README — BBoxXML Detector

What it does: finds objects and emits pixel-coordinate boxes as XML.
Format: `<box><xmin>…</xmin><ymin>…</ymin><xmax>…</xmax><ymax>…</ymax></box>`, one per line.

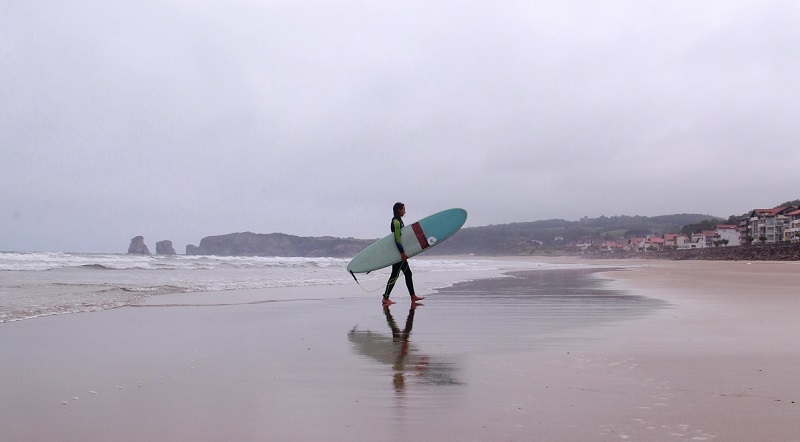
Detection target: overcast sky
<box><xmin>2</xmin><ymin>1</ymin><xmax>799</xmax><ymax>253</ymax></box>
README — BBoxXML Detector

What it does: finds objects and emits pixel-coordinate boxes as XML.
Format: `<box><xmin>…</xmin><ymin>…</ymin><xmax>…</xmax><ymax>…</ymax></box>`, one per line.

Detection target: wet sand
<box><xmin>2</xmin><ymin>259</ymin><xmax>799</xmax><ymax>441</ymax></box>
<box><xmin>581</xmin><ymin>259</ymin><xmax>800</xmax><ymax>441</ymax></box>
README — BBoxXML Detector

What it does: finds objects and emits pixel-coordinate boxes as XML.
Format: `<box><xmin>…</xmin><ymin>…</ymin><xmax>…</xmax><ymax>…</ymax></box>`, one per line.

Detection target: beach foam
<box><xmin>0</xmin><ymin>252</ymin><xmax>577</xmax><ymax>322</ymax></box>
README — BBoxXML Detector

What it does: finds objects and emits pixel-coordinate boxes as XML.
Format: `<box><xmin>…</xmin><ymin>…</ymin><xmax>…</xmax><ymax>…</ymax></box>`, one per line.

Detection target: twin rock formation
<box><xmin>127</xmin><ymin>236</ymin><xmax>176</xmax><ymax>255</ymax></box>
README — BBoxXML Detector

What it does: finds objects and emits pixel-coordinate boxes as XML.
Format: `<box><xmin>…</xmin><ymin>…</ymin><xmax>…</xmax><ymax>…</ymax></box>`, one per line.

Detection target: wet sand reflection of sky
<box><xmin>346</xmin><ymin>268</ymin><xmax>668</xmax><ymax>417</ymax></box>
<box><xmin>423</xmin><ymin>268</ymin><xmax>670</xmax><ymax>354</ymax></box>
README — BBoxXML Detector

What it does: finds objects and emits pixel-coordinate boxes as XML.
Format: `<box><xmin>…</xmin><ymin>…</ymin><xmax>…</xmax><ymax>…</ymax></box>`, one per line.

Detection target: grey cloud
<box><xmin>2</xmin><ymin>1</ymin><xmax>798</xmax><ymax>252</ymax></box>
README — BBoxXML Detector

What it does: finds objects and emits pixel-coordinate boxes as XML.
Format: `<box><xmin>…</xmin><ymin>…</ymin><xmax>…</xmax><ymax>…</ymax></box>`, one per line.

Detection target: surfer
<box><xmin>382</xmin><ymin>202</ymin><xmax>426</xmax><ymax>306</ymax></box>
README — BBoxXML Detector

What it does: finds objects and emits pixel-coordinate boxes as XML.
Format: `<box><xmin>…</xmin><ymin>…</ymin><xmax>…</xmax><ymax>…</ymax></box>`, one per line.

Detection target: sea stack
<box><xmin>156</xmin><ymin>240</ymin><xmax>176</xmax><ymax>255</ymax></box>
<box><xmin>127</xmin><ymin>236</ymin><xmax>151</xmax><ymax>254</ymax></box>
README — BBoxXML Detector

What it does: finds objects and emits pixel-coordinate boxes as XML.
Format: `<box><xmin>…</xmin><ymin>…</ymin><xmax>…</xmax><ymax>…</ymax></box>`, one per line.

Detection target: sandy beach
<box><xmin>3</xmin><ymin>258</ymin><xmax>799</xmax><ymax>441</ymax></box>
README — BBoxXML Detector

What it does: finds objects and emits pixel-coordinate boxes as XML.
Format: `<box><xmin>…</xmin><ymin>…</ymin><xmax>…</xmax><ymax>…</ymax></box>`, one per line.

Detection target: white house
<box><xmin>715</xmin><ymin>225</ymin><xmax>740</xmax><ymax>246</ymax></box>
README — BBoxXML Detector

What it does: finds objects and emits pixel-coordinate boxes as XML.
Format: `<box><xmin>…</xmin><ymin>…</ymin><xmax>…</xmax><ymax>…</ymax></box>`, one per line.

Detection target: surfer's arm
<box><xmin>392</xmin><ymin>219</ymin><xmax>405</xmax><ymax>255</ymax></box>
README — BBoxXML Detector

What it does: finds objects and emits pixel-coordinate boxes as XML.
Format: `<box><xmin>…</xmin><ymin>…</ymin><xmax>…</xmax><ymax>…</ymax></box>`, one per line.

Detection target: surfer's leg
<box><xmin>401</xmin><ymin>263</ymin><xmax>414</xmax><ymax>294</ymax></box>
<box><xmin>383</xmin><ymin>263</ymin><xmax>401</xmax><ymax>303</ymax></box>
<box><xmin>402</xmin><ymin>263</ymin><xmax>425</xmax><ymax>302</ymax></box>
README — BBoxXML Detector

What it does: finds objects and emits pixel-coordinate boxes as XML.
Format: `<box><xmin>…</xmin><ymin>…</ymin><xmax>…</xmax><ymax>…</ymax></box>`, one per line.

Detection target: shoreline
<box><xmin>3</xmin><ymin>258</ymin><xmax>799</xmax><ymax>441</ymax></box>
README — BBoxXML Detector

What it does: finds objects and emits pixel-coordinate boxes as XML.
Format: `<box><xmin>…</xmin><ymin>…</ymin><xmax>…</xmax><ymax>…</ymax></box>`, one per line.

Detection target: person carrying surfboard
<box><xmin>383</xmin><ymin>203</ymin><xmax>426</xmax><ymax>306</ymax></box>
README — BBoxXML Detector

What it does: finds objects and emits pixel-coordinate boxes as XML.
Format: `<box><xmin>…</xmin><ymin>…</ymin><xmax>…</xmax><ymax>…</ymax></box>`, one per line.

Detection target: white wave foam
<box><xmin>0</xmin><ymin>252</ymin><xmax>350</xmax><ymax>272</ymax></box>
<box><xmin>0</xmin><ymin>253</ymin><xmax>594</xmax><ymax>323</ymax></box>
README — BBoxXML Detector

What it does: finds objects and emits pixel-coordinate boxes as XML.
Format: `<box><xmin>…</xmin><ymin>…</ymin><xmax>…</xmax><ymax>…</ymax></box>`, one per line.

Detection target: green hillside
<box><xmin>429</xmin><ymin>213</ymin><xmax>719</xmax><ymax>255</ymax></box>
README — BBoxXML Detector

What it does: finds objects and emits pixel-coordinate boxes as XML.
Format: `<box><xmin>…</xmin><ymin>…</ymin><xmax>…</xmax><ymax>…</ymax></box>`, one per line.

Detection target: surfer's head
<box><xmin>393</xmin><ymin>202</ymin><xmax>405</xmax><ymax>217</ymax></box>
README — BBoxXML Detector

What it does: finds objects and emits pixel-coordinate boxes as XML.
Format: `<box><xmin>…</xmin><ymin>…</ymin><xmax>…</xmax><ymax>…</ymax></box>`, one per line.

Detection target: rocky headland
<box><xmin>185</xmin><ymin>232</ymin><xmax>373</xmax><ymax>258</ymax></box>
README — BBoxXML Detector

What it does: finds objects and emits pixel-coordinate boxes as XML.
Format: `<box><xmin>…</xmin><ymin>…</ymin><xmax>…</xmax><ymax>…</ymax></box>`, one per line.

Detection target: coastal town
<box><xmin>595</xmin><ymin>205</ymin><xmax>800</xmax><ymax>253</ymax></box>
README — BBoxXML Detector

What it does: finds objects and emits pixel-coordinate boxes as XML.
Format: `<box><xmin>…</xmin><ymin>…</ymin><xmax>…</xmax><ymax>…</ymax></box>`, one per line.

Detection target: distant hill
<box><xmin>186</xmin><ymin>213</ymin><xmax>719</xmax><ymax>257</ymax></box>
<box><xmin>427</xmin><ymin>213</ymin><xmax>718</xmax><ymax>255</ymax></box>
<box><xmin>185</xmin><ymin>232</ymin><xmax>373</xmax><ymax>257</ymax></box>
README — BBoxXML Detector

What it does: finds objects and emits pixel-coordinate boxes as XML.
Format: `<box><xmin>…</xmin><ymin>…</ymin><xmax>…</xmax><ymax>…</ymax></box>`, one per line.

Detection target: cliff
<box><xmin>185</xmin><ymin>232</ymin><xmax>374</xmax><ymax>258</ymax></box>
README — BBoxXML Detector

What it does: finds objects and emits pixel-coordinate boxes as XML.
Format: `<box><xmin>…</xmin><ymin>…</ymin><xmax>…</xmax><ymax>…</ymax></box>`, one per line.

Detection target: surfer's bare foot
<box><xmin>382</xmin><ymin>298</ymin><xmax>396</xmax><ymax>306</ymax></box>
<box><xmin>410</xmin><ymin>295</ymin><xmax>425</xmax><ymax>302</ymax></box>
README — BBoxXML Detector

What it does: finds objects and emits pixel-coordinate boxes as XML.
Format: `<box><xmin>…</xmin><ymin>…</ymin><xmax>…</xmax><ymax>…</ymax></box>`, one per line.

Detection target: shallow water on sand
<box><xmin>343</xmin><ymin>268</ymin><xmax>668</xmax><ymax>438</ymax></box>
<box><xmin>3</xmin><ymin>267</ymin><xmax>668</xmax><ymax>442</ymax></box>
<box><xmin>361</xmin><ymin>268</ymin><xmax>668</xmax><ymax>355</ymax></box>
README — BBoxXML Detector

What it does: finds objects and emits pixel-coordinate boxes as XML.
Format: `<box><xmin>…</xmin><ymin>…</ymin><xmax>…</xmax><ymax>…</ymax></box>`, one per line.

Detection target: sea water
<box><xmin>0</xmin><ymin>252</ymin><xmax>580</xmax><ymax>323</ymax></box>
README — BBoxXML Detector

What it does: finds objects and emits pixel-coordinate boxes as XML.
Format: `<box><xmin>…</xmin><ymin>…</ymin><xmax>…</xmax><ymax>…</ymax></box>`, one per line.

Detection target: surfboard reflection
<box><xmin>348</xmin><ymin>305</ymin><xmax>463</xmax><ymax>396</ymax></box>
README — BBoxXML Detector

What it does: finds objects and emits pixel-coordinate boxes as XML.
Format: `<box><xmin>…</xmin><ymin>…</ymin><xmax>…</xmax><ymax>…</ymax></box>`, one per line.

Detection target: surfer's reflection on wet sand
<box><xmin>384</xmin><ymin>304</ymin><xmax>421</xmax><ymax>392</ymax></box>
<box><xmin>348</xmin><ymin>305</ymin><xmax>462</xmax><ymax>397</ymax></box>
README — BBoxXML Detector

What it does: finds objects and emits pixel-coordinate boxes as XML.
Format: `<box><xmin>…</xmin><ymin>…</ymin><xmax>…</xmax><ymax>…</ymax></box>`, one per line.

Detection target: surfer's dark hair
<box><xmin>393</xmin><ymin>202</ymin><xmax>405</xmax><ymax>217</ymax></box>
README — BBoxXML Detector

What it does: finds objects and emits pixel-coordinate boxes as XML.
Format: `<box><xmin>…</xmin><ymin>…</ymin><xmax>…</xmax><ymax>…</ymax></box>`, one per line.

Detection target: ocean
<box><xmin>0</xmin><ymin>252</ymin><xmax>581</xmax><ymax>323</ymax></box>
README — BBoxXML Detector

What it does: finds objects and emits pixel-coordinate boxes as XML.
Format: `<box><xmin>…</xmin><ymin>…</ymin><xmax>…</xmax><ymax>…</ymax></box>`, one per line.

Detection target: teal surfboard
<box><xmin>347</xmin><ymin>208</ymin><xmax>468</xmax><ymax>274</ymax></box>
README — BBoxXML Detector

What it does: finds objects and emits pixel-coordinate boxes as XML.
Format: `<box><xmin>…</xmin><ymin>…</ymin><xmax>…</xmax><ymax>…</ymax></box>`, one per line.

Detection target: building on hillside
<box><xmin>601</xmin><ymin>241</ymin><xmax>625</xmax><ymax>252</ymax></box>
<box><xmin>742</xmin><ymin>206</ymin><xmax>798</xmax><ymax>244</ymax></box>
<box><xmin>702</xmin><ymin>230</ymin><xmax>719</xmax><ymax>248</ymax></box>
<box><xmin>738</xmin><ymin>215</ymin><xmax>750</xmax><ymax>244</ymax></box>
<box><xmin>714</xmin><ymin>225</ymin><xmax>740</xmax><ymax>246</ymax></box>
<box><xmin>575</xmin><ymin>239</ymin><xmax>592</xmax><ymax>251</ymax></box>
<box><xmin>664</xmin><ymin>233</ymin><xmax>689</xmax><ymax>249</ymax></box>
<box><xmin>679</xmin><ymin>236</ymin><xmax>702</xmax><ymax>249</ymax></box>
<box><xmin>627</xmin><ymin>237</ymin><xmax>646</xmax><ymax>251</ymax></box>
<box><xmin>690</xmin><ymin>232</ymin><xmax>701</xmax><ymax>247</ymax></box>
<box><xmin>645</xmin><ymin>236</ymin><xmax>664</xmax><ymax>251</ymax></box>
<box><xmin>784</xmin><ymin>208</ymin><xmax>800</xmax><ymax>243</ymax></box>
<box><xmin>689</xmin><ymin>230</ymin><xmax>718</xmax><ymax>248</ymax></box>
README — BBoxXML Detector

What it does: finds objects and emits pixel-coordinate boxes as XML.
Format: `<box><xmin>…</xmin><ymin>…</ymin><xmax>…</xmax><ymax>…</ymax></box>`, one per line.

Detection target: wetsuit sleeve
<box><xmin>392</xmin><ymin>218</ymin><xmax>404</xmax><ymax>253</ymax></box>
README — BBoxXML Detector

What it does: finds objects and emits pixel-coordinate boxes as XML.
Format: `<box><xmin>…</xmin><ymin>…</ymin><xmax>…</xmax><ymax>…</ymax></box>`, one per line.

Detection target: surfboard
<box><xmin>347</xmin><ymin>208</ymin><xmax>468</xmax><ymax>275</ymax></box>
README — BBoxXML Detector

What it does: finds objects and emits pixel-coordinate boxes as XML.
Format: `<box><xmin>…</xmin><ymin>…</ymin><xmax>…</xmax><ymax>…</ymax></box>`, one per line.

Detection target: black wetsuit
<box><xmin>383</xmin><ymin>216</ymin><xmax>414</xmax><ymax>299</ymax></box>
